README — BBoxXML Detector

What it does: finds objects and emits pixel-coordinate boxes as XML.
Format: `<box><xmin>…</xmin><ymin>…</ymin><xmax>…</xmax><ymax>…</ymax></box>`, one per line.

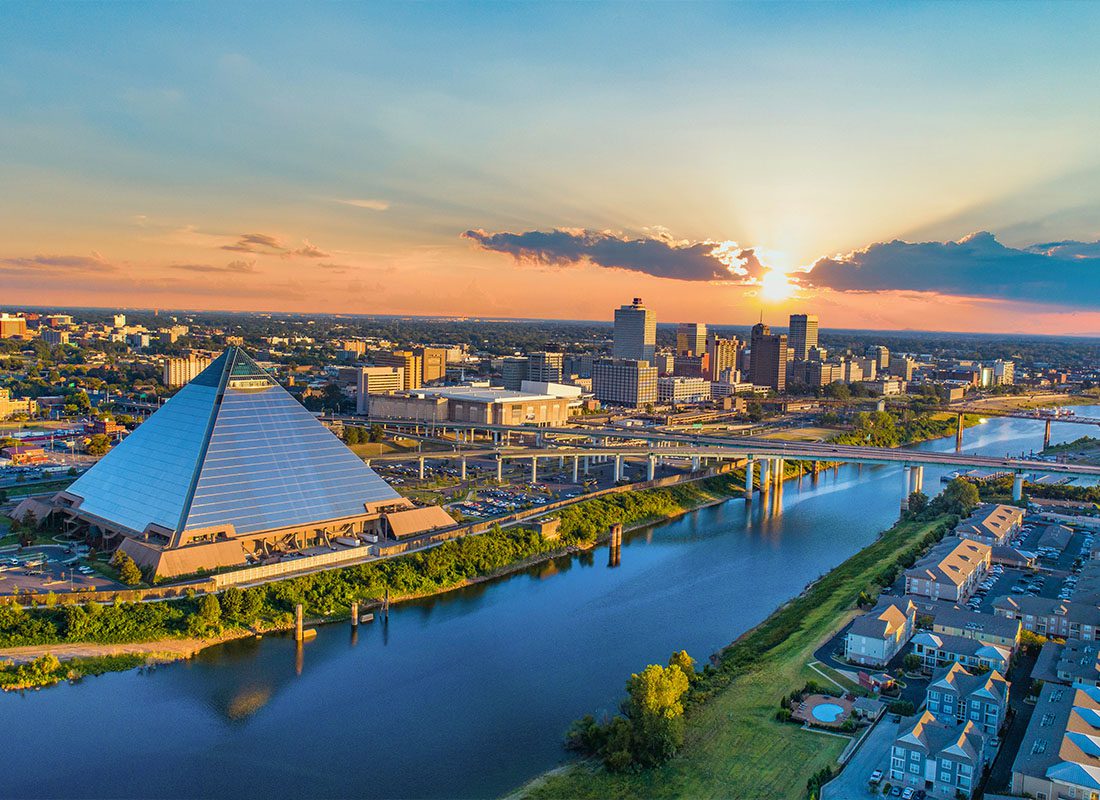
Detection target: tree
<box><xmin>903</xmin><ymin>653</ymin><xmax>922</xmax><ymax>673</ymax></box>
<box><xmin>940</xmin><ymin>478</ymin><xmax>980</xmax><ymax>516</ymax></box>
<box><xmin>238</xmin><ymin>588</ymin><xmax>264</xmax><ymax>623</ymax></box>
<box><xmin>197</xmin><ymin>593</ymin><xmax>222</xmax><ymax>629</ymax></box>
<box><xmin>85</xmin><ymin>434</ymin><xmax>112</xmax><ymax>457</ymax></box>
<box><xmin>368</xmin><ymin>424</ymin><xmax>384</xmax><ymax>443</ymax></box>
<box><xmin>668</xmin><ymin>650</ymin><xmax>696</xmax><ymax>683</ymax></box>
<box><xmin>907</xmin><ymin>491</ymin><xmax>928</xmax><ymax>514</ymax></box>
<box><xmin>111</xmin><ymin>551</ymin><xmax>143</xmax><ymax>586</ymax></box>
<box><xmin>220</xmin><ymin>586</ymin><xmax>244</xmax><ymax>619</ymax></box>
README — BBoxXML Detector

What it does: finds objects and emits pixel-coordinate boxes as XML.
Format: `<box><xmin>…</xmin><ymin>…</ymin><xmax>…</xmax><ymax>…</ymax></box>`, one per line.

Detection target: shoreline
<box><xmin>0</xmin><ymin>412</ymin><xmax>1011</xmax><ymax>684</ymax></box>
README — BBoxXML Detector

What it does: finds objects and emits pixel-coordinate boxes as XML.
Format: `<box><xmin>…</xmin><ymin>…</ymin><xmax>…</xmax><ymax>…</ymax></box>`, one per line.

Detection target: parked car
<box><xmin>869</xmin><ymin>770</ymin><xmax>883</xmax><ymax>785</ymax></box>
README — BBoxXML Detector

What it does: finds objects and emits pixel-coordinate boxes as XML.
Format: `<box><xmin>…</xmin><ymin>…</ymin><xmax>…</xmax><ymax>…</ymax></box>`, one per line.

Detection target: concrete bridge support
<box><xmin>761</xmin><ymin>458</ymin><xmax>771</xmax><ymax>493</ymax></box>
<box><xmin>774</xmin><ymin>458</ymin><xmax>785</xmax><ymax>491</ymax></box>
<box><xmin>573</xmin><ymin>455</ymin><xmax>580</xmax><ymax>483</ymax></box>
<box><xmin>530</xmin><ymin>457</ymin><xmax>538</xmax><ymax>483</ymax></box>
<box><xmin>583</xmin><ymin>456</ymin><xmax>590</xmax><ymax>475</ymax></box>
<box><xmin>744</xmin><ymin>458</ymin><xmax>754</xmax><ymax>501</ymax></box>
<box><xmin>1013</xmin><ymin>472</ymin><xmax>1025</xmax><ymax>502</ymax></box>
<box><xmin>614</xmin><ymin>454</ymin><xmax>623</xmax><ymax>482</ymax></box>
<box><xmin>691</xmin><ymin>456</ymin><xmax>701</xmax><ymax>472</ymax></box>
<box><xmin>418</xmin><ymin>457</ymin><xmax>425</xmax><ymax>480</ymax></box>
<box><xmin>901</xmin><ymin>466</ymin><xmax>912</xmax><ymax>511</ymax></box>
<box><xmin>911</xmin><ymin>465</ymin><xmax>924</xmax><ymax>494</ymax></box>
<box><xmin>647</xmin><ymin>454</ymin><xmax>657</xmax><ymax>481</ymax></box>
<box><xmin>496</xmin><ymin>456</ymin><xmax>503</xmax><ymax>483</ymax></box>
<box><xmin>460</xmin><ymin>456</ymin><xmax>467</xmax><ymax>481</ymax></box>
<box><xmin>1045</xmin><ymin>419</ymin><xmax>1052</xmax><ymax>449</ymax></box>
<box><xmin>956</xmin><ymin>413</ymin><xmax>964</xmax><ymax>452</ymax></box>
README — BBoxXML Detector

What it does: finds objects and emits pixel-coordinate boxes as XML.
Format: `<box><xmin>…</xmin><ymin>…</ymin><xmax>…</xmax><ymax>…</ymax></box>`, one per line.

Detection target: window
<box><xmin>910</xmin><ymin>751</ymin><xmax>920</xmax><ymax>761</ymax></box>
<box><xmin>910</xmin><ymin>763</ymin><xmax>920</xmax><ymax>774</ymax></box>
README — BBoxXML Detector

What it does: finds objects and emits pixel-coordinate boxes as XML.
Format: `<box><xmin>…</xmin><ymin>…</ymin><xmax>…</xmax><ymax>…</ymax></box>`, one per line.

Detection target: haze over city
<box><xmin>3</xmin><ymin>3</ymin><xmax>1100</xmax><ymax>333</ymax></box>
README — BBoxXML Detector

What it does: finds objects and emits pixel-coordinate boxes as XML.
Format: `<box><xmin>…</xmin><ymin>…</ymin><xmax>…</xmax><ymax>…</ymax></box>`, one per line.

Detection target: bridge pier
<box><xmin>583</xmin><ymin>456</ymin><xmax>590</xmax><ymax>475</ymax></box>
<box><xmin>901</xmin><ymin>466</ymin><xmax>912</xmax><ymax>511</ymax></box>
<box><xmin>530</xmin><ymin>457</ymin><xmax>538</xmax><ymax>483</ymax></box>
<box><xmin>614</xmin><ymin>454</ymin><xmax>623</xmax><ymax>482</ymax></box>
<box><xmin>956</xmin><ymin>413</ymin><xmax>964</xmax><ymax>452</ymax></box>
<box><xmin>418</xmin><ymin>456</ymin><xmax>425</xmax><ymax>480</ymax></box>
<box><xmin>774</xmin><ymin>458</ymin><xmax>785</xmax><ymax>491</ymax></box>
<box><xmin>691</xmin><ymin>456</ymin><xmax>701</xmax><ymax>472</ymax></box>
<box><xmin>911</xmin><ymin>465</ymin><xmax>924</xmax><ymax>494</ymax></box>
<box><xmin>744</xmin><ymin>458</ymin><xmax>754</xmax><ymax>501</ymax></box>
<box><xmin>460</xmin><ymin>456</ymin><xmax>467</xmax><ymax>481</ymax></box>
<box><xmin>496</xmin><ymin>455</ymin><xmax>503</xmax><ymax>483</ymax></box>
<box><xmin>573</xmin><ymin>455</ymin><xmax>580</xmax><ymax>483</ymax></box>
<box><xmin>761</xmin><ymin>458</ymin><xmax>771</xmax><ymax>493</ymax></box>
<box><xmin>1044</xmin><ymin>418</ymin><xmax>1052</xmax><ymax>449</ymax></box>
<box><xmin>1013</xmin><ymin>472</ymin><xmax>1025</xmax><ymax>502</ymax></box>
<box><xmin>647</xmin><ymin>454</ymin><xmax>657</xmax><ymax>481</ymax></box>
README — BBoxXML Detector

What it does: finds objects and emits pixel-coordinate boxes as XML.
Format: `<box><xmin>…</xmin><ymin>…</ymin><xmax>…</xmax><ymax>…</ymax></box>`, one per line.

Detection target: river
<box><xmin>1</xmin><ymin>408</ymin><xmax>1095</xmax><ymax>799</ymax></box>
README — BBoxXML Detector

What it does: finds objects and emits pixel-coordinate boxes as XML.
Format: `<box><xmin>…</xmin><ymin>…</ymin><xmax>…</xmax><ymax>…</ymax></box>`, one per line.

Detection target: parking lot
<box><xmin>0</xmin><ymin>545</ymin><xmax>123</xmax><ymax>595</ymax></box>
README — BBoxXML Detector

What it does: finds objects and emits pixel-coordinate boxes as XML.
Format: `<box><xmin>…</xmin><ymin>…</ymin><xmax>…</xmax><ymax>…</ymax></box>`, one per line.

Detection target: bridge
<box><xmin>358</xmin><ymin>430</ymin><xmax>1100</xmax><ymax>508</ymax></box>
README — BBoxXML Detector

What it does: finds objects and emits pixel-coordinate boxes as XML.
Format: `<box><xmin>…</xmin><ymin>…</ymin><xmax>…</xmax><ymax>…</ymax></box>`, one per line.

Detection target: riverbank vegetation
<box><xmin>521</xmin><ymin>507</ymin><xmax>958</xmax><ymax>800</ymax></box>
<box><xmin>829</xmin><ymin>409</ymin><xmax>979</xmax><ymax>448</ymax></box>
<box><xmin>0</xmin><ymin>470</ymin><xmax>756</xmax><ymax>651</ymax></box>
<box><xmin>0</xmin><ymin>652</ymin><xmax>146</xmax><ymax>691</ymax></box>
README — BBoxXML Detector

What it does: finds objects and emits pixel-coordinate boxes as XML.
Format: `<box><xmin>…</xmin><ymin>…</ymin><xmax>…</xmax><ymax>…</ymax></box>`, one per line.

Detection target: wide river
<box><xmin>2</xmin><ymin>409</ymin><xmax>1095</xmax><ymax>799</ymax></box>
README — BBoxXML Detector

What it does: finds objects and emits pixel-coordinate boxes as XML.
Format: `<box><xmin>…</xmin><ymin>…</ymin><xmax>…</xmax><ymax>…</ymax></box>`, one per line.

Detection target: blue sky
<box><xmin>1</xmin><ymin>2</ymin><xmax>1099</xmax><ymax>331</ymax></box>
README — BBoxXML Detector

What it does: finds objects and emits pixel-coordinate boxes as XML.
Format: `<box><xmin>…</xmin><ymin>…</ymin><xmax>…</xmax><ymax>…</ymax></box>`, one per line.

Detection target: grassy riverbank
<box><xmin>0</xmin><ymin>470</ymin><xmax>757</xmax><ymax>657</ymax></box>
<box><xmin>0</xmin><ymin>652</ymin><xmax>149</xmax><ymax>691</ymax></box>
<box><xmin>519</xmin><ymin>512</ymin><xmax>955</xmax><ymax>800</ymax></box>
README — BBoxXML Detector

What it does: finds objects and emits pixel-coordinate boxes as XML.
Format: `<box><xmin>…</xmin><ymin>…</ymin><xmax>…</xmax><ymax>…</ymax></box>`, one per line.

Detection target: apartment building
<box><xmin>926</xmin><ymin>662</ymin><xmax>1009</xmax><ymax>736</ymax></box>
<box><xmin>844</xmin><ymin>597</ymin><xmax>917</xmax><ymax>667</ymax></box>
<box><xmin>355</xmin><ymin>367</ymin><xmax>405</xmax><ymax>414</ymax></box>
<box><xmin>910</xmin><ymin>632</ymin><xmax>1011</xmax><ymax>674</ymax></box>
<box><xmin>994</xmin><ymin>596</ymin><xmax>1100</xmax><ymax>642</ymax></box>
<box><xmin>657</xmin><ymin>377</ymin><xmax>710</xmax><ymax>404</ymax></box>
<box><xmin>955</xmin><ymin>503</ymin><xmax>1025</xmax><ymax>547</ymax></box>
<box><xmin>904</xmin><ymin>536</ymin><xmax>991</xmax><ymax>602</ymax></box>
<box><xmin>930</xmin><ymin>607</ymin><xmax>1021</xmax><ymax>650</ymax></box>
<box><xmin>163</xmin><ymin>353</ymin><xmax>213</xmax><ymax>387</ymax></box>
<box><xmin>1012</xmin><ymin>683</ymin><xmax>1100</xmax><ymax>800</ymax></box>
<box><xmin>890</xmin><ymin>711</ymin><xmax>985</xmax><ymax>799</ymax></box>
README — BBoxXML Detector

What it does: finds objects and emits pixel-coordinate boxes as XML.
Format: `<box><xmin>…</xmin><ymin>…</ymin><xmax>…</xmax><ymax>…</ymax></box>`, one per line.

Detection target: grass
<box><xmin>520</xmin><ymin>513</ymin><xmax>952</xmax><ymax>800</ymax></box>
<box><xmin>0</xmin><ymin>652</ymin><xmax>147</xmax><ymax>690</ymax></box>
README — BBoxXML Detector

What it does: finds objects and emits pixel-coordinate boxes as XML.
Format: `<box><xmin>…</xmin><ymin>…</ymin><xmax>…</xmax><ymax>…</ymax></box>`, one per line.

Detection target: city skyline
<box><xmin>3</xmin><ymin>3</ymin><xmax>1100</xmax><ymax>334</ymax></box>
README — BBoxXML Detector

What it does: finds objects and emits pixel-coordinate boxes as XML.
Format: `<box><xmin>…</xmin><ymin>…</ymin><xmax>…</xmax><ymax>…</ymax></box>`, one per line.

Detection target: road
<box><xmin>822</xmin><ymin>717</ymin><xmax>899</xmax><ymax>800</ymax></box>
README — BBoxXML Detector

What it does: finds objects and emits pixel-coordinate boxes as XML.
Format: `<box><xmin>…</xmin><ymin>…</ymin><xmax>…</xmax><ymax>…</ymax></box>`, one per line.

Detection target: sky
<box><xmin>2</xmin><ymin>2</ymin><xmax>1100</xmax><ymax>334</ymax></box>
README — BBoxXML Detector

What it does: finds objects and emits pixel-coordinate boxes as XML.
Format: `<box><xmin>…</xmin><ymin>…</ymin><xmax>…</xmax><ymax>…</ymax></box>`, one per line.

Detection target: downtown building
<box><xmin>53</xmin><ymin>348</ymin><xmax>452</xmax><ymax>579</ymax></box>
<box><xmin>162</xmin><ymin>353</ymin><xmax>214</xmax><ymax>387</ymax></box>
<box><xmin>613</xmin><ymin>298</ymin><xmax>656</xmax><ymax>364</ymax></box>
<box><xmin>592</xmin><ymin>358</ymin><xmax>658</xmax><ymax>408</ymax></box>
<box><xmin>748</xmin><ymin>322</ymin><xmax>787</xmax><ymax>391</ymax></box>
<box><xmin>787</xmin><ymin>313</ymin><xmax>818</xmax><ymax>361</ymax></box>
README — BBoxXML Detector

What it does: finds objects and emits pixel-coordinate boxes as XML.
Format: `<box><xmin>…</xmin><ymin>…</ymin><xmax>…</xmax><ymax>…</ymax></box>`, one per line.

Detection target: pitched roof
<box><xmin>66</xmin><ymin>347</ymin><xmax>402</xmax><ymax>540</ymax></box>
<box><xmin>896</xmin><ymin>710</ymin><xmax>984</xmax><ymax>762</ymax></box>
<box><xmin>905</xmin><ymin>536</ymin><xmax>991</xmax><ymax>586</ymax></box>
<box><xmin>931</xmin><ymin>606</ymin><xmax>1021</xmax><ymax>642</ymax></box>
<box><xmin>956</xmin><ymin>503</ymin><xmax>1023</xmax><ymax>542</ymax></box>
<box><xmin>849</xmin><ymin>597</ymin><xmax>915</xmax><ymax>639</ymax></box>
<box><xmin>929</xmin><ymin>662</ymin><xmax>1008</xmax><ymax>704</ymax></box>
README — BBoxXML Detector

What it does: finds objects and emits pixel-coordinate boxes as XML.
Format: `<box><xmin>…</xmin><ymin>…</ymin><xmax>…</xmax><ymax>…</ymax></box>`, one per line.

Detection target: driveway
<box><xmin>822</xmin><ymin>717</ymin><xmax>900</xmax><ymax>800</ymax></box>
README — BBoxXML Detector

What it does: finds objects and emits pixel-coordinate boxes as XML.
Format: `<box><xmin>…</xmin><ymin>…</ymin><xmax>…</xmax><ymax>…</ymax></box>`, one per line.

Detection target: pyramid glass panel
<box><xmin>66</xmin><ymin>348</ymin><xmax>400</xmax><ymax>538</ymax></box>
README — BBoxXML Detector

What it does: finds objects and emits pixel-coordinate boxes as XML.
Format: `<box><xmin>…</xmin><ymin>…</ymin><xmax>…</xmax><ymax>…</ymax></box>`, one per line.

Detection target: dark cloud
<box><xmin>462</xmin><ymin>228</ymin><xmax>765</xmax><ymax>282</ymax></box>
<box><xmin>0</xmin><ymin>253</ymin><xmax>116</xmax><ymax>274</ymax></box>
<box><xmin>169</xmin><ymin>259</ymin><xmax>256</xmax><ymax>274</ymax></box>
<box><xmin>221</xmin><ymin>232</ymin><xmax>284</xmax><ymax>253</ymax></box>
<box><xmin>805</xmin><ymin>231</ymin><xmax>1100</xmax><ymax>308</ymax></box>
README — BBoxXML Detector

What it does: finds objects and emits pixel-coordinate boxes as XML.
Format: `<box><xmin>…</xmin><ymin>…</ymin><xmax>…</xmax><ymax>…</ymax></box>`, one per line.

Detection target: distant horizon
<box><xmin>7</xmin><ymin>303</ymin><xmax>1100</xmax><ymax>343</ymax></box>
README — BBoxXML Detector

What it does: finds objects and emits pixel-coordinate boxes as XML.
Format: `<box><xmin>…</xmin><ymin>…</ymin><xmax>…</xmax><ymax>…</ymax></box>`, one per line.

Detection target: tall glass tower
<box><xmin>613</xmin><ymin>298</ymin><xmax>656</xmax><ymax>364</ymax></box>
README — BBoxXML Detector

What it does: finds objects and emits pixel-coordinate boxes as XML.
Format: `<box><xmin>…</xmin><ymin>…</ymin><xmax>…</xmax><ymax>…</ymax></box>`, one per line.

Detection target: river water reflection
<box><xmin>1</xmin><ymin>410</ymin><xmax>1094</xmax><ymax>799</ymax></box>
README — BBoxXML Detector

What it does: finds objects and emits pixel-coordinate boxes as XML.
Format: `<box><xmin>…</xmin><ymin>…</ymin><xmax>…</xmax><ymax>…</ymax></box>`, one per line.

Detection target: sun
<box><xmin>759</xmin><ymin>269</ymin><xmax>795</xmax><ymax>302</ymax></box>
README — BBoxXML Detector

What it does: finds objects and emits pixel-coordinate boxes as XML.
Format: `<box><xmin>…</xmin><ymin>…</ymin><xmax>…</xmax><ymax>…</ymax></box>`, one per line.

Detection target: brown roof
<box><xmin>385</xmin><ymin>505</ymin><xmax>457</xmax><ymax>538</ymax></box>
<box><xmin>905</xmin><ymin>536</ymin><xmax>991</xmax><ymax>586</ymax></box>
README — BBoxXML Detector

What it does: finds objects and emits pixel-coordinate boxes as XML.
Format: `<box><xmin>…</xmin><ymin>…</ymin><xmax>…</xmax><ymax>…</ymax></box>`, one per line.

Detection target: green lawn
<box><xmin>520</xmin><ymin>514</ymin><xmax>952</xmax><ymax>800</ymax></box>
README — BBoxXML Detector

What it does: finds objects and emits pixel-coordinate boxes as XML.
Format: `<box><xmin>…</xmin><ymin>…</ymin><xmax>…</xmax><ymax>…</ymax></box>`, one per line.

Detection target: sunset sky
<box><xmin>2</xmin><ymin>2</ymin><xmax>1100</xmax><ymax>333</ymax></box>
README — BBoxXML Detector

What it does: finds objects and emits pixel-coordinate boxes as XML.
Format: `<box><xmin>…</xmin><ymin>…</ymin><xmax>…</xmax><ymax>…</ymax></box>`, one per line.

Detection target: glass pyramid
<box><xmin>67</xmin><ymin>348</ymin><xmax>401</xmax><ymax>540</ymax></box>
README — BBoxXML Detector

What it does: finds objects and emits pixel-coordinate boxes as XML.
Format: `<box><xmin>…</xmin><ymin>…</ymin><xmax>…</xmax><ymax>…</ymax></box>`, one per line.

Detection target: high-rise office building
<box><xmin>527</xmin><ymin>352</ymin><xmax>564</xmax><ymax>384</ymax></box>
<box><xmin>500</xmin><ymin>357</ymin><xmax>529</xmax><ymax>391</ymax></box>
<box><xmin>749</xmin><ymin>322</ymin><xmax>787</xmax><ymax>391</ymax></box>
<box><xmin>873</xmin><ymin>345</ymin><xmax>890</xmax><ymax>370</ymax></box>
<box><xmin>592</xmin><ymin>359</ymin><xmax>658</xmax><ymax>408</ymax></box>
<box><xmin>414</xmin><ymin>347</ymin><xmax>448</xmax><ymax>384</ymax></box>
<box><xmin>373</xmin><ymin>350</ymin><xmax>422</xmax><ymax>390</ymax></box>
<box><xmin>355</xmin><ymin>367</ymin><xmax>405</xmax><ymax>413</ymax></box>
<box><xmin>993</xmin><ymin>360</ymin><xmax>1015</xmax><ymax>386</ymax></box>
<box><xmin>112</xmin><ymin>314</ymin><xmax>126</xmax><ymax>328</ymax></box>
<box><xmin>788</xmin><ymin>314</ymin><xmax>818</xmax><ymax>361</ymax></box>
<box><xmin>706</xmin><ymin>334</ymin><xmax>741</xmax><ymax>380</ymax></box>
<box><xmin>889</xmin><ymin>355</ymin><xmax>916</xmax><ymax>381</ymax></box>
<box><xmin>676</xmin><ymin>322</ymin><xmax>706</xmax><ymax>356</ymax></box>
<box><xmin>163</xmin><ymin>353</ymin><xmax>214</xmax><ymax>387</ymax></box>
<box><xmin>613</xmin><ymin>298</ymin><xmax>656</xmax><ymax>364</ymax></box>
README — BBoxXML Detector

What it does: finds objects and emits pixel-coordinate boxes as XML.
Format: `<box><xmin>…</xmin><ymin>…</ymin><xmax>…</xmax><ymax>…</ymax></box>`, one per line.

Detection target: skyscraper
<box><xmin>527</xmin><ymin>352</ymin><xmax>564</xmax><ymax>383</ymax></box>
<box><xmin>676</xmin><ymin>322</ymin><xmax>706</xmax><ymax>356</ymax></box>
<box><xmin>788</xmin><ymin>314</ymin><xmax>818</xmax><ymax>361</ymax></box>
<box><xmin>706</xmin><ymin>333</ymin><xmax>741</xmax><ymax>381</ymax></box>
<box><xmin>749</xmin><ymin>322</ymin><xmax>788</xmax><ymax>391</ymax></box>
<box><xmin>613</xmin><ymin>298</ymin><xmax>656</xmax><ymax>364</ymax></box>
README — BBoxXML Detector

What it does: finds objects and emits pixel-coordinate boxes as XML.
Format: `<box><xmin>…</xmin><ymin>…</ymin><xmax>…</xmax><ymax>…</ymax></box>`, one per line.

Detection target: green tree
<box><xmin>940</xmin><ymin>478</ymin><xmax>980</xmax><ymax>516</ymax></box>
<box><xmin>111</xmin><ymin>551</ymin><xmax>143</xmax><ymax>586</ymax></box>
<box><xmin>368</xmin><ymin>424</ymin><xmax>384</xmax><ymax>443</ymax></box>
<box><xmin>668</xmin><ymin>650</ymin><xmax>696</xmax><ymax>683</ymax></box>
<box><xmin>220</xmin><ymin>587</ymin><xmax>244</xmax><ymax>619</ymax></box>
<box><xmin>85</xmin><ymin>434</ymin><xmax>112</xmax><ymax>457</ymax></box>
<box><xmin>197</xmin><ymin>593</ymin><xmax>222</xmax><ymax>629</ymax></box>
<box><xmin>907</xmin><ymin>491</ymin><xmax>928</xmax><ymax>514</ymax></box>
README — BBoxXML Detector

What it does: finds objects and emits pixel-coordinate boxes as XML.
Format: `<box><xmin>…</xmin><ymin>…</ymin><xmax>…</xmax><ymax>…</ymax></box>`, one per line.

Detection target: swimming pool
<box><xmin>810</xmin><ymin>702</ymin><xmax>846</xmax><ymax>723</ymax></box>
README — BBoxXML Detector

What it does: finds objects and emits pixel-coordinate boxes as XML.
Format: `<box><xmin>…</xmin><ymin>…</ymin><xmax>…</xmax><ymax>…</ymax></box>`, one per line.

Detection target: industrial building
<box><xmin>52</xmin><ymin>348</ymin><xmax>453</xmax><ymax>579</ymax></box>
